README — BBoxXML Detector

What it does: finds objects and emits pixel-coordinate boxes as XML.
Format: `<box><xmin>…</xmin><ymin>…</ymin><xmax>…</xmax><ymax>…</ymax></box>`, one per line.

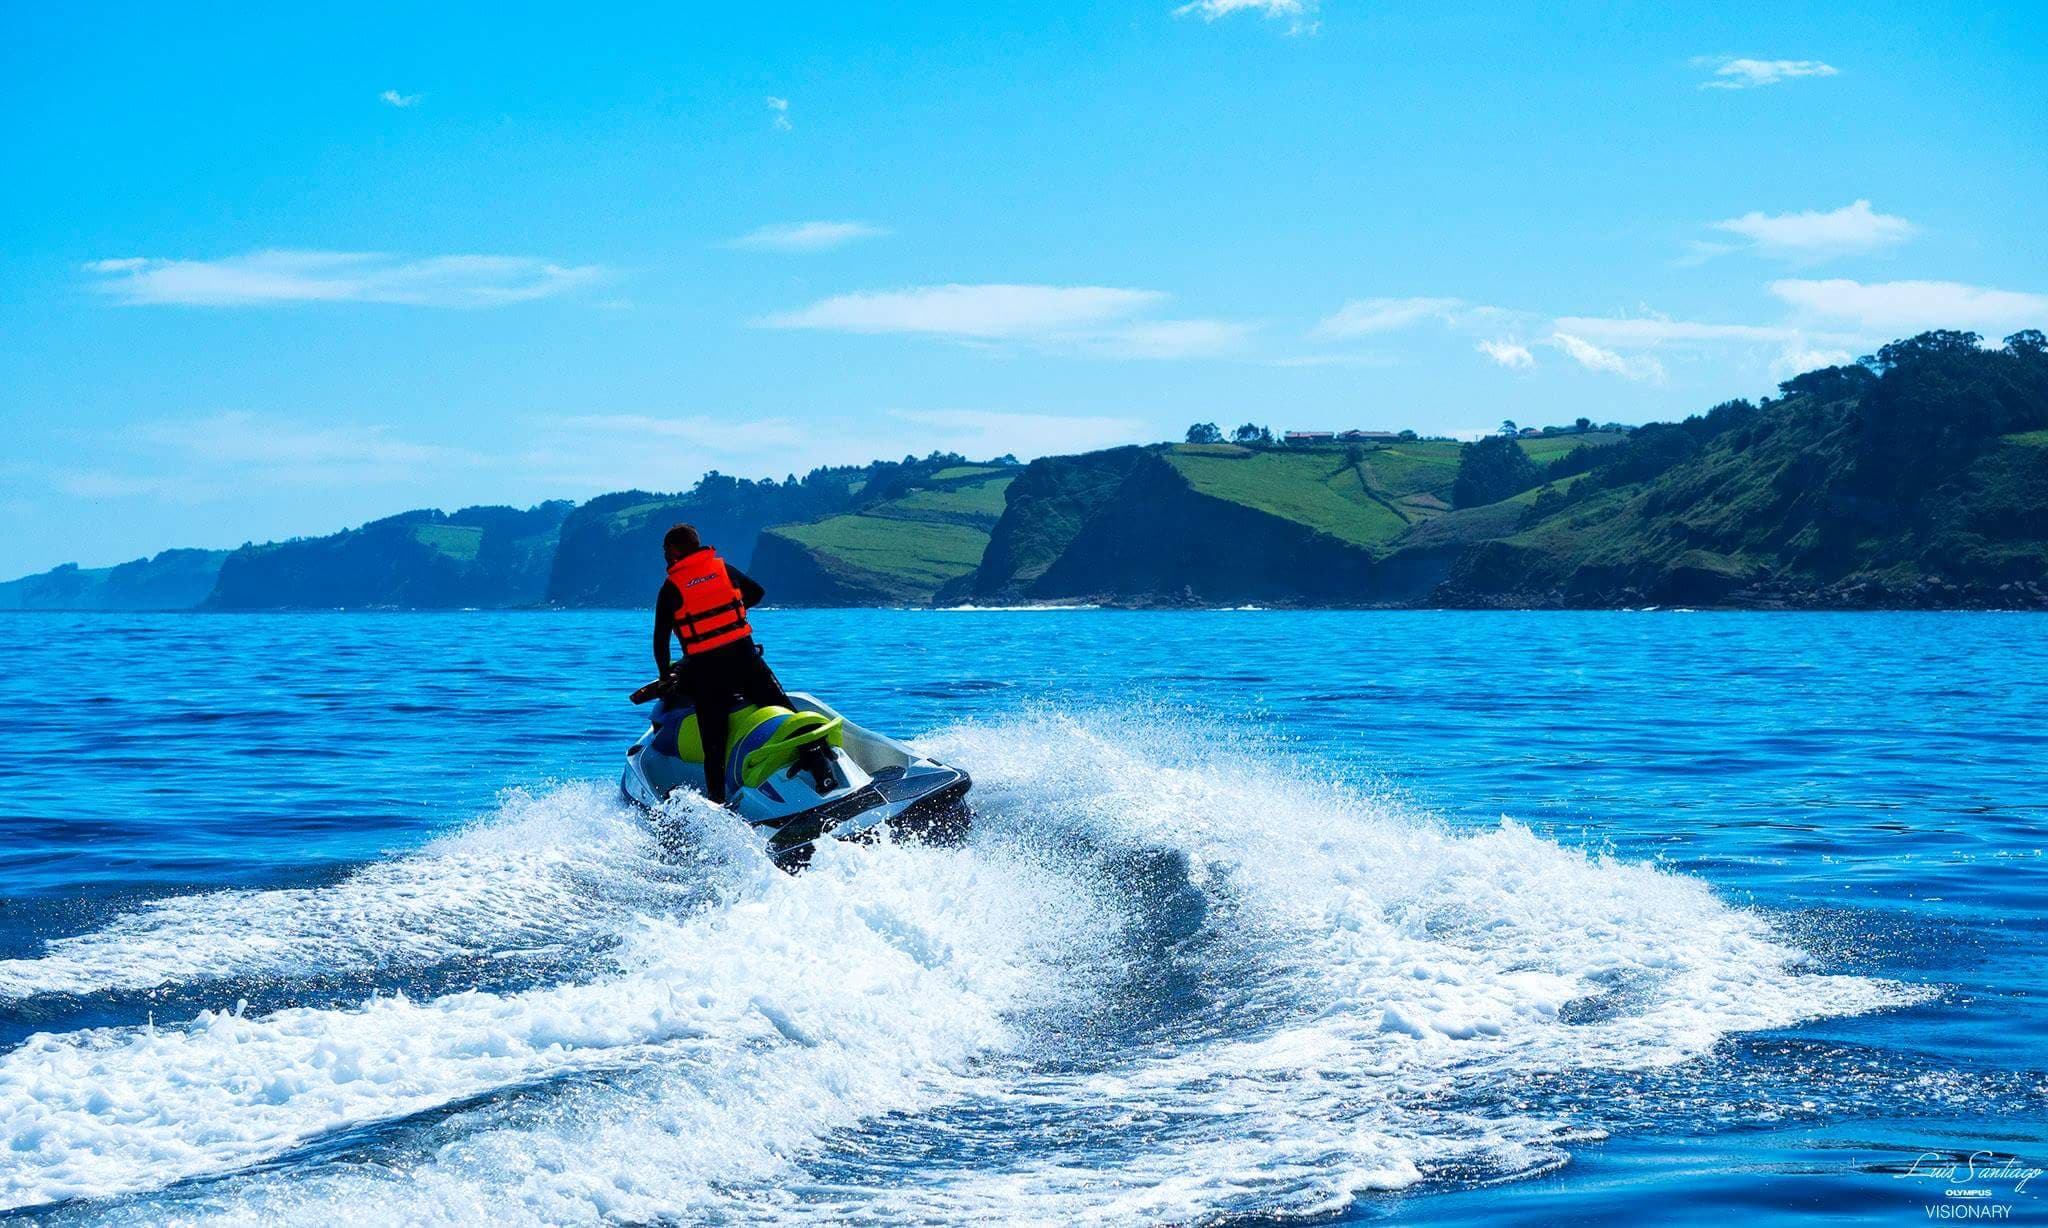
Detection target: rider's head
<box><xmin>662</xmin><ymin>523</ymin><xmax>701</xmax><ymax>563</ymax></box>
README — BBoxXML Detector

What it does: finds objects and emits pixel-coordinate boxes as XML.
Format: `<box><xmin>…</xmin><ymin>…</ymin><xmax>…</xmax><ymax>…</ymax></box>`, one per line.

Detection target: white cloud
<box><xmin>52</xmin><ymin>470</ymin><xmax>192</xmax><ymax>500</ymax></box>
<box><xmin>725</xmin><ymin>220</ymin><xmax>889</xmax><ymax>252</ymax></box>
<box><xmin>1173</xmin><ymin>0</ymin><xmax>1319</xmax><ymax>34</ymax></box>
<box><xmin>1768</xmin><ymin>278</ymin><xmax>2048</xmax><ymax>335</ymax></box>
<box><xmin>519</xmin><ymin>418</ymin><xmax>804</xmax><ymax>491</ymax></box>
<box><xmin>1710</xmin><ymin>200</ymin><xmax>1914</xmax><ymax>258</ymax></box>
<box><xmin>83</xmin><ymin>250</ymin><xmax>605</xmax><ymax>308</ymax></box>
<box><xmin>1551</xmin><ymin>332</ymin><xmax>1664</xmax><ymax>381</ymax></box>
<box><xmin>1674</xmin><ymin>240</ymin><xmax>1743</xmax><ymax>268</ymax></box>
<box><xmin>379</xmin><ymin>89</ymin><xmax>421</xmax><ymax>108</ymax></box>
<box><xmin>138</xmin><ymin>413</ymin><xmax>459</xmax><ymax>471</ymax></box>
<box><xmin>1314</xmin><ymin>296</ymin><xmax>1468</xmax><ymax>337</ymax></box>
<box><xmin>529</xmin><ymin>409</ymin><xmax>1147</xmax><ymax>490</ymax></box>
<box><xmin>1548</xmin><ymin>312</ymin><xmax>1870</xmax><ymax>380</ymax></box>
<box><xmin>1477</xmin><ymin>339</ymin><xmax>1534</xmax><ymax>369</ymax></box>
<box><xmin>1696</xmin><ymin>57</ymin><xmax>1838</xmax><ymax>89</ymax></box>
<box><xmin>55</xmin><ymin>413</ymin><xmax>473</xmax><ymax>501</ymax></box>
<box><xmin>760</xmin><ymin>283</ymin><xmax>1258</xmax><ymax>360</ymax></box>
<box><xmin>1263</xmin><ymin>352</ymin><xmax>1402</xmax><ymax>368</ymax></box>
<box><xmin>1552</xmin><ymin>315</ymin><xmax>1805</xmax><ymax>345</ymax></box>
<box><xmin>761</xmin><ymin>283</ymin><xmax>1167</xmax><ymax>339</ymax></box>
<box><xmin>766</xmin><ymin>96</ymin><xmax>791</xmax><ymax>130</ymax></box>
<box><xmin>1095</xmin><ymin>319</ymin><xmax>1256</xmax><ymax>359</ymax></box>
<box><xmin>1770</xmin><ymin>344</ymin><xmax>1855</xmax><ymax>380</ymax></box>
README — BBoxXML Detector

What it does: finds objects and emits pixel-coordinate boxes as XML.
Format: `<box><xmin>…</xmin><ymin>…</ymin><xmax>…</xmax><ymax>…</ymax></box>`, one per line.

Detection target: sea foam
<box><xmin>2</xmin><ymin>710</ymin><xmax>1924</xmax><ymax>1223</ymax></box>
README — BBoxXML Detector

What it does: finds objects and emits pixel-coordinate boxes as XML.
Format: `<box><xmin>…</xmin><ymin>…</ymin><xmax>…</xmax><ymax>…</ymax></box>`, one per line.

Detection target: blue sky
<box><xmin>3</xmin><ymin>0</ymin><xmax>2044</xmax><ymax>575</ymax></box>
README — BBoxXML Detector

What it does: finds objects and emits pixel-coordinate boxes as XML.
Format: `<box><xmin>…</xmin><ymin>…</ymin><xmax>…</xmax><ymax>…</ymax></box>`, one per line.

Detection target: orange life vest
<box><xmin>667</xmin><ymin>548</ymin><xmax>753</xmax><ymax>655</ymax></box>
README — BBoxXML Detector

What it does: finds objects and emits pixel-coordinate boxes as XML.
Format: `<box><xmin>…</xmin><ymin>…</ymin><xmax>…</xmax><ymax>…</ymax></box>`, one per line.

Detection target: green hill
<box><xmin>953</xmin><ymin>333</ymin><xmax>2046</xmax><ymax>608</ymax></box>
<box><xmin>542</xmin><ymin>465</ymin><xmax>884</xmax><ymax>606</ymax></box>
<box><xmin>1165</xmin><ymin>446</ymin><xmax>1417</xmax><ymax>548</ymax></box>
<box><xmin>0</xmin><ymin>548</ymin><xmax>229</xmax><ymax>611</ymax></box>
<box><xmin>964</xmin><ymin>433</ymin><xmax>1614</xmax><ymax>606</ymax></box>
<box><xmin>9</xmin><ymin>331</ymin><xmax>2039</xmax><ymax>612</ymax></box>
<box><xmin>1438</xmin><ymin>331</ymin><xmax>2048</xmax><ymax>607</ymax></box>
<box><xmin>965</xmin><ymin>446</ymin><xmax>1150</xmax><ymax>601</ymax></box>
<box><xmin>751</xmin><ymin>463</ymin><xmax>1021</xmax><ymax>604</ymax></box>
<box><xmin>206</xmin><ymin>503</ymin><xmax>573</xmax><ymax>609</ymax></box>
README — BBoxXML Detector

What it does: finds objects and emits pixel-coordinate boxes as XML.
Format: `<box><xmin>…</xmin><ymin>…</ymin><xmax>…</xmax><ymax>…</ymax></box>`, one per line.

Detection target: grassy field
<box><xmin>770</xmin><ymin>469</ymin><xmax>1017</xmax><ymax>598</ymax></box>
<box><xmin>604</xmin><ymin>499</ymin><xmax>675</xmax><ymax>530</ymax></box>
<box><xmin>1164</xmin><ymin>448</ymin><xmax>1412</xmax><ymax>549</ymax></box>
<box><xmin>1503</xmin><ymin>471</ymin><xmax>1589</xmax><ymax>506</ymax></box>
<box><xmin>775</xmin><ymin>515</ymin><xmax>991</xmax><ymax>590</ymax></box>
<box><xmin>1155</xmin><ymin>438</ymin><xmax>1623</xmax><ymax>555</ymax></box>
<box><xmin>412</xmin><ymin>524</ymin><xmax>484</xmax><ymax>561</ymax></box>
<box><xmin>1517</xmin><ymin>431</ymin><xmax>1627</xmax><ymax>462</ymax></box>
<box><xmin>878</xmin><ymin>474</ymin><xmax>1014</xmax><ymax>524</ymax></box>
<box><xmin>1353</xmin><ymin>442</ymin><xmax>1462</xmax><ymax>500</ymax></box>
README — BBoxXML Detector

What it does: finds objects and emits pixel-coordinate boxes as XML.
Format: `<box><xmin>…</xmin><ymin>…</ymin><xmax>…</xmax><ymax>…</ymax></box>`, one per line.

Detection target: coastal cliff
<box><xmin>7</xmin><ymin>331</ymin><xmax>2042</xmax><ymax>612</ymax></box>
<box><xmin>0</xmin><ymin>549</ymin><xmax>229</xmax><ymax>611</ymax></box>
<box><xmin>542</xmin><ymin>467</ymin><xmax>880</xmax><ymax>607</ymax></box>
<box><xmin>206</xmin><ymin>503</ymin><xmax>572</xmax><ymax>609</ymax></box>
<box><xmin>749</xmin><ymin>462</ymin><xmax>1020</xmax><ymax>605</ymax></box>
<box><xmin>1435</xmin><ymin>331</ymin><xmax>2048</xmax><ymax>608</ymax></box>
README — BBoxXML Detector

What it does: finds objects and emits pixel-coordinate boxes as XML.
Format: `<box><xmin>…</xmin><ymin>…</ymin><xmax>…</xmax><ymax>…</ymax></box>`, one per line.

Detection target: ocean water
<box><xmin>0</xmin><ymin>609</ymin><xmax>2041</xmax><ymax>1225</ymax></box>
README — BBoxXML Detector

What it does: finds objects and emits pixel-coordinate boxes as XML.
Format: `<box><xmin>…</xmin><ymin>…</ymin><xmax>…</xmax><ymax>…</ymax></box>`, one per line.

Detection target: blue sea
<box><xmin>0</xmin><ymin>609</ymin><xmax>2042</xmax><ymax>1224</ymax></box>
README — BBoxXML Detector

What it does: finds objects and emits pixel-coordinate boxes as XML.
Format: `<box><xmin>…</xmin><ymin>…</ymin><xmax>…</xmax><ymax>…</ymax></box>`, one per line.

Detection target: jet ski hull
<box><xmin>758</xmin><ymin>765</ymin><xmax>972</xmax><ymax>872</ymax></box>
<box><xmin>621</xmin><ymin>691</ymin><xmax>970</xmax><ymax>872</ymax></box>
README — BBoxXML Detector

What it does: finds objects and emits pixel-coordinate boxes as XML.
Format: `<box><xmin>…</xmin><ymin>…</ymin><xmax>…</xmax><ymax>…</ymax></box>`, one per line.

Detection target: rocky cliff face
<box><xmin>1022</xmin><ymin>452</ymin><xmax>1455</xmax><ymax>605</ymax></box>
<box><xmin>749</xmin><ymin>464</ymin><xmax>1021</xmax><ymax>606</ymax></box>
<box><xmin>10</xmin><ymin>332</ymin><xmax>2039</xmax><ymax>613</ymax></box>
<box><xmin>969</xmin><ymin>447</ymin><xmax>1147</xmax><ymax>602</ymax></box>
<box><xmin>745</xmin><ymin>530</ymin><xmax>888</xmax><ymax>605</ymax></box>
<box><xmin>206</xmin><ymin>503</ymin><xmax>571</xmax><ymax>609</ymax></box>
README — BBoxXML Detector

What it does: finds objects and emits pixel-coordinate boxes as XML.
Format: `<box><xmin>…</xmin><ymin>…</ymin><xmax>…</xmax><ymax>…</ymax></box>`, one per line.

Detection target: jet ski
<box><xmin>620</xmin><ymin>677</ymin><xmax>971</xmax><ymax>871</ymax></box>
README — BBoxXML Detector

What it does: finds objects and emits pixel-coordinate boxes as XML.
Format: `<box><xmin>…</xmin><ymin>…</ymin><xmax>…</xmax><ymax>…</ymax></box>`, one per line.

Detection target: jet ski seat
<box><xmin>650</xmin><ymin>701</ymin><xmax>844</xmax><ymax>796</ymax></box>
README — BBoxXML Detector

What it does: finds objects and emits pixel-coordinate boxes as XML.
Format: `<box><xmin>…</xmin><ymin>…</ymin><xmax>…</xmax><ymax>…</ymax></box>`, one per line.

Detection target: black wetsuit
<box><xmin>654</xmin><ymin>560</ymin><xmax>791</xmax><ymax>804</ymax></box>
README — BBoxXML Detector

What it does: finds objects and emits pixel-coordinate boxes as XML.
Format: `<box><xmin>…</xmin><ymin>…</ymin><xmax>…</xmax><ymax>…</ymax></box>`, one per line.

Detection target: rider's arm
<box><xmin>726</xmin><ymin>564</ymin><xmax>767</xmax><ymax>610</ymax></box>
<box><xmin>653</xmin><ymin>581</ymin><xmax>681</xmax><ymax>674</ymax></box>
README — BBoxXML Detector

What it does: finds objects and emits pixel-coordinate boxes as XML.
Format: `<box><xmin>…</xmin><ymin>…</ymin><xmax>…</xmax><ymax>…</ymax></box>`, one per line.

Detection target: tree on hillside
<box><xmin>1233</xmin><ymin>422</ymin><xmax>1273</xmax><ymax>445</ymax></box>
<box><xmin>1861</xmin><ymin>330</ymin><xmax>1982</xmax><ymax>373</ymax></box>
<box><xmin>1453</xmin><ymin>434</ymin><xmax>1542</xmax><ymax>508</ymax></box>
<box><xmin>1575</xmin><ymin>417</ymin><xmax>1593</xmax><ymax>432</ymax></box>
<box><xmin>1778</xmin><ymin>363</ymin><xmax>1876</xmax><ymax>403</ymax></box>
<box><xmin>2006</xmin><ymin>329</ymin><xmax>2047</xmax><ymax>357</ymax></box>
<box><xmin>1852</xmin><ymin>329</ymin><xmax>2048</xmax><ymax>495</ymax></box>
<box><xmin>1500</xmin><ymin>419</ymin><xmax>1519</xmax><ymax>436</ymax></box>
<box><xmin>1185</xmin><ymin>422</ymin><xmax>1223</xmax><ymax>444</ymax></box>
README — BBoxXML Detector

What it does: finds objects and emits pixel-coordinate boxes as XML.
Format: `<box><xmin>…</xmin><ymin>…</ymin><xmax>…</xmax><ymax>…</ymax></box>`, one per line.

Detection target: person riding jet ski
<box><xmin>625</xmin><ymin>524</ymin><xmax>972</xmax><ymax>869</ymax></box>
<box><xmin>653</xmin><ymin>523</ymin><xmax>791</xmax><ymax>807</ymax></box>
<box><xmin>621</xmin><ymin>680</ymin><xmax>972</xmax><ymax>871</ymax></box>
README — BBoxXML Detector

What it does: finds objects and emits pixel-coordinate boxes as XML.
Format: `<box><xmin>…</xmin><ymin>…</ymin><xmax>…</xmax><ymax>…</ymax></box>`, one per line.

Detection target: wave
<box><xmin>932</xmin><ymin>603</ymin><xmax>1103</xmax><ymax>612</ymax></box>
<box><xmin>0</xmin><ymin>709</ymin><xmax>1926</xmax><ymax>1223</ymax></box>
<box><xmin>0</xmin><ymin>784</ymin><xmax>685</xmax><ymax>1003</ymax></box>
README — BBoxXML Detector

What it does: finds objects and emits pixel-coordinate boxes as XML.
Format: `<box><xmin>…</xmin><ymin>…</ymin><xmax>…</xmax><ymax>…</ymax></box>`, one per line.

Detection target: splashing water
<box><xmin>0</xmin><ymin>706</ymin><xmax>1934</xmax><ymax>1224</ymax></box>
